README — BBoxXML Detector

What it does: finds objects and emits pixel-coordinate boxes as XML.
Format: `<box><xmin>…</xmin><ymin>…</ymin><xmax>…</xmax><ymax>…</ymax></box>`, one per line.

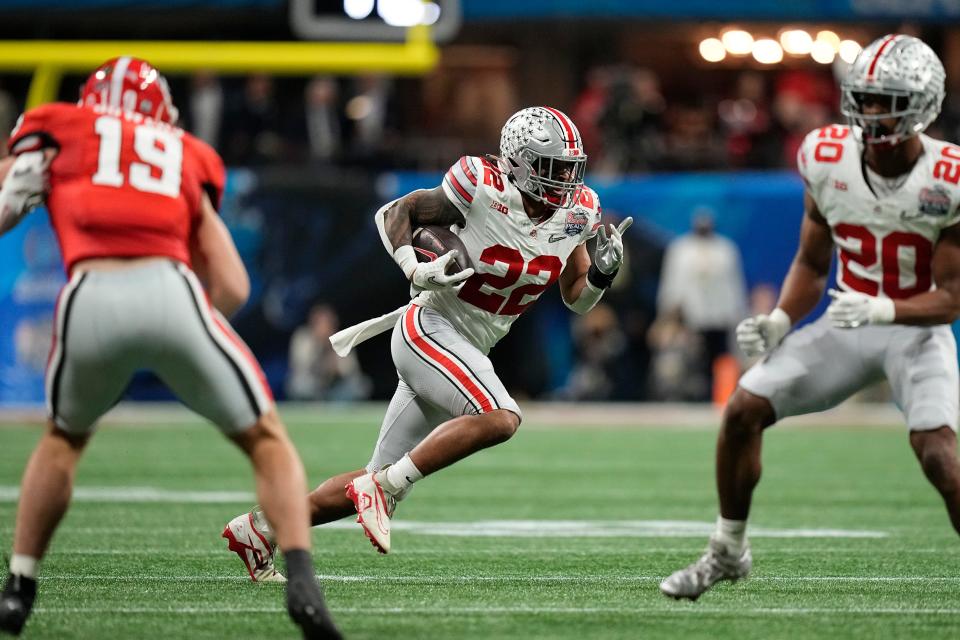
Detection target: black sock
<box><xmin>3</xmin><ymin>574</ymin><xmax>37</xmax><ymax>605</ymax></box>
<box><xmin>283</xmin><ymin>549</ymin><xmax>314</xmax><ymax>582</ymax></box>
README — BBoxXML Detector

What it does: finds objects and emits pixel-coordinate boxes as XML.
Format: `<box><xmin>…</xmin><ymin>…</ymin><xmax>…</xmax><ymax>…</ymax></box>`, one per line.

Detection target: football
<box><xmin>411</xmin><ymin>225</ymin><xmax>473</xmax><ymax>273</ymax></box>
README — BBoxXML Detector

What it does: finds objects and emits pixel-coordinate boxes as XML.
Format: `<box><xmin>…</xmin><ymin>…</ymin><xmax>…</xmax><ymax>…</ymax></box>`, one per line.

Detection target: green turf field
<box><xmin>1</xmin><ymin>407</ymin><xmax>959</xmax><ymax>639</ymax></box>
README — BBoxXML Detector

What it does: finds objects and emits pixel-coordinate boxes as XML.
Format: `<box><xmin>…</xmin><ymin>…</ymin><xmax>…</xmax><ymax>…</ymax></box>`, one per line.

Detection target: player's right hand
<box><xmin>410</xmin><ymin>250</ymin><xmax>475</xmax><ymax>292</ymax></box>
<box><xmin>736</xmin><ymin>309</ymin><xmax>791</xmax><ymax>357</ymax></box>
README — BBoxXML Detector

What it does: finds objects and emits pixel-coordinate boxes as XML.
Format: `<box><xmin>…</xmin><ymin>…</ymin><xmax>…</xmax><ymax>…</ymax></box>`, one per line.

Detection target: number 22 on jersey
<box><xmin>92</xmin><ymin>115</ymin><xmax>183</xmax><ymax>198</ymax></box>
<box><xmin>458</xmin><ymin>245</ymin><xmax>562</xmax><ymax>315</ymax></box>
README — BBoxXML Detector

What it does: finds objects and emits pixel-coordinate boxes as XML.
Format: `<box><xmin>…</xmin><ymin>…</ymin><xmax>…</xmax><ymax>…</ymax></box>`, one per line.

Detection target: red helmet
<box><xmin>79</xmin><ymin>56</ymin><xmax>178</xmax><ymax>124</ymax></box>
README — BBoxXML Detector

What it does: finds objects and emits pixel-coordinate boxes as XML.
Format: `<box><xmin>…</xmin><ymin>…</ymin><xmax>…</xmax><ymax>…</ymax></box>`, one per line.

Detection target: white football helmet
<box><xmin>499</xmin><ymin>106</ymin><xmax>586</xmax><ymax>208</ymax></box>
<box><xmin>840</xmin><ymin>34</ymin><xmax>945</xmax><ymax>144</ymax></box>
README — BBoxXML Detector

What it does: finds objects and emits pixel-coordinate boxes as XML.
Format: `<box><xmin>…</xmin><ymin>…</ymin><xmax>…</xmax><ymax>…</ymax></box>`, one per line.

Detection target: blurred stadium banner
<box><xmin>0</xmin><ymin>169</ymin><xmax>807</xmax><ymax>405</ymax></box>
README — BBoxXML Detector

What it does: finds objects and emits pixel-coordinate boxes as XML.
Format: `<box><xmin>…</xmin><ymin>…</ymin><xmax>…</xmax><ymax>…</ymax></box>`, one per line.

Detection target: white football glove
<box><xmin>826</xmin><ymin>288</ymin><xmax>895</xmax><ymax>329</ymax></box>
<box><xmin>736</xmin><ymin>308</ymin><xmax>791</xmax><ymax>357</ymax></box>
<box><xmin>0</xmin><ymin>151</ymin><xmax>49</xmax><ymax>227</ymax></box>
<box><xmin>593</xmin><ymin>217</ymin><xmax>634</xmax><ymax>274</ymax></box>
<box><xmin>410</xmin><ymin>250</ymin><xmax>475</xmax><ymax>292</ymax></box>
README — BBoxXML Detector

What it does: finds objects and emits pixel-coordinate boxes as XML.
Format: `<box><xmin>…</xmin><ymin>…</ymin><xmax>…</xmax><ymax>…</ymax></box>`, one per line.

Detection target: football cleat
<box><xmin>222</xmin><ymin>512</ymin><xmax>286</xmax><ymax>583</ymax></box>
<box><xmin>0</xmin><ymin>573</ymin><xmax>36</xmax><ymax>636</ymax></box>
<box><xmin>287</xmin><ymin>575</ymin><xmax>342</xmax><ymax>640</ymax></box>
<box><xmin>345</xmin><ymin>471</ymin><xmax>395</xmax><ymax>554</ymax></box>
<box><xmin>659</xmin><ymin>535</ymin><xmax>752</xmax><ymax>601</ymax></box>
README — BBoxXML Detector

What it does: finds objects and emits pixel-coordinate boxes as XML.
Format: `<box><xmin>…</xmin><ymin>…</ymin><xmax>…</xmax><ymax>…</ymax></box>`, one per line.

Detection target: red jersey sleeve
<box><xmin>7</xmin><ymin>103</ymin><xmax>73</xmax><ymax>155</ymax></box>
<box><xmin>190</xmin><ymin>136</ymin><xmax>226</xmax><ymax>211</ymax></box>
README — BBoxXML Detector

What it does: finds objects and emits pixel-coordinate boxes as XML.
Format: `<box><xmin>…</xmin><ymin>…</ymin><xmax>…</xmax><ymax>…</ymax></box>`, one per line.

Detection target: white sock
<box><xmin>715</xmin><ymin>516</ymin><xmax>747</xmax><ymax>551</ymax></box>
<box><xmin>382</xmin><ymin>453</ymin><xmax>424</xmax><ymax>497</ymax></box>
<box><xmin>10</xmin><ymin>554</ymin><xmax>38</xmax><ymax>579</ymax></box>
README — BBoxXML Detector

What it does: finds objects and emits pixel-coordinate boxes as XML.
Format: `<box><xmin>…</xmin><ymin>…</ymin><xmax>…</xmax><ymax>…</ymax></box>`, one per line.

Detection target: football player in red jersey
<box><xmin>0</xmin><ymin>58</ymin><xmax>340</xmax><ymax>639</ymax></box>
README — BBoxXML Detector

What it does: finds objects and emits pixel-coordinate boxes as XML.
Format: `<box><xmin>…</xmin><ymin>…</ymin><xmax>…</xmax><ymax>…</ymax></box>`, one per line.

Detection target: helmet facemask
<box><xmin>840</xmin><ymin>87</ymin><xmax>936</xmax><ymax>145</ymax></box>
<box><xmin>508</xmin><ymin>150</ymin><xmax>586</xmax><ymax>208</ymax></box>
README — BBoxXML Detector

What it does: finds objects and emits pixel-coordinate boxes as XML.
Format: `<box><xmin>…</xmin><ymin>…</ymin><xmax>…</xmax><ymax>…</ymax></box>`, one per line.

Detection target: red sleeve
<box><xmin>7</xmin><ymin>103</ymin><xmax>68</xmax><ymax>155</ymax></box>
<box><xmin>191</xmin><ymin>136</ymin><xmax>226</xmax><ymax>211</ymax></box>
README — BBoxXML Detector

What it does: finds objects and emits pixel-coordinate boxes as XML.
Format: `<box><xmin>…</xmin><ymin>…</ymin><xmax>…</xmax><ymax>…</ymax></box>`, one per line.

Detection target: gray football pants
<box><xmin>46</xmin><ymin>260</ymin><xmax>273</xmax><ymax>434</ymax></box>
<box><xmin>365</xmin><ymin>304</ymin><xmax>521</xmax><ymax>472</ymax></box>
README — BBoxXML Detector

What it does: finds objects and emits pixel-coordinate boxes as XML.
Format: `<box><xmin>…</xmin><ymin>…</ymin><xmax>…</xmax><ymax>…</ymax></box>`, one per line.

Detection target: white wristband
<box><xmin>565</xmin><ymin>279</ymin><xmax>605</xmax><ymax>314</ymax></box>
<box><xmin>393</xmin><ymin>245</ymin><xmax>418</xmax><ymax>281</ymax></box>
<box><xmin>871</xmin><ymin>297</ymin><xmax>896</xmax><ymax>324</ymax></box>
<box><xmin>768</xmin><ymin>307</ymin><xmax>792</xmax><ymax>332</ymax></box>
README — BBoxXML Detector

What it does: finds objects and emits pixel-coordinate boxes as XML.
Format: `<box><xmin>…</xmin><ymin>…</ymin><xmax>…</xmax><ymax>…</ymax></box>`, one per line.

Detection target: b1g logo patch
<box><xmin>918</xmin><ymin>185</ymin><xmax>951</xmax><ymax>218</ymax></box>
<box><xmin>564</xmin><ymin>209</ymin><xmax>589</xmax><ymax>236</ymax></box>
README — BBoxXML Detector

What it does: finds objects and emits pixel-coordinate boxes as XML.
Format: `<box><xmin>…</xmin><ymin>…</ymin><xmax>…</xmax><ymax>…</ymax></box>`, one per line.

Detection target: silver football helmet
<box><xmin>499</xmin><ymin>106</ymin><xmax>587</xmax><ymax>208</ymax></box>
<box><xmin>840</xmin><ymin>34</ymin><xmax>945</xmax><ymax>144</ymax></box>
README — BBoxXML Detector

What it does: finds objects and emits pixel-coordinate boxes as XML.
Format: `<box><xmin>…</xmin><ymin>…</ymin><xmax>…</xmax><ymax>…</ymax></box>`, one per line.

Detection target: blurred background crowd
<box><xmin>2</xmin><ymin>1</ymin><xmax>957</xmax><ymax>406</ymax></box>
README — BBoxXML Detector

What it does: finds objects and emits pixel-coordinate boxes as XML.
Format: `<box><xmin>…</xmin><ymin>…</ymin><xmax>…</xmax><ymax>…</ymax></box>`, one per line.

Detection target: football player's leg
<box><xmin>308</xmin><ymin>380</ymin><xmax>440</xmax><ymax>528</ymax></box>
<box><xmin>343</xmin><ymin>377</ymin><xmax>451</xmax><ymax>553</ymax></box>
<box><xmin>1</xmin><ymin>422</ymin><xmax>90</xmax><ymax>636</ymax></box>
<box><xmin>887</xmin><ymin>325</ymin><xmax>960</xmax><ymax>535</ymax></box>
<box><xmin>662</xmin><ymin>317</ymin><xmax>878</xmax><ymax>600</ymax></box>
<box><xmin>394</xmin><ymin>305</ymin><xmax>521</xmax><ymax>479</ymax></box>
<box><xmin>156</xmin><ymin>266</ymin><xmax>341</xmax><ymax>637</ymax></box>
<box><xmin>4</xmin><ymin>271</ymin><xmax>133</xmax><ymax>636</ymax></box>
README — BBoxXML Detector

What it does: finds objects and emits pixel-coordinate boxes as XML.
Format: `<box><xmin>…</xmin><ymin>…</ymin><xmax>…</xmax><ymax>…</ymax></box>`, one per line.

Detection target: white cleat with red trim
<box><xmin>222</xmin><ymin>511</ymin><xmax>287</xmax><ymax>583</ymax></box>
<box><xmin>345</xmin><ymin>471</ymin><xmax>396</xmax><ymax>554</ymax></box>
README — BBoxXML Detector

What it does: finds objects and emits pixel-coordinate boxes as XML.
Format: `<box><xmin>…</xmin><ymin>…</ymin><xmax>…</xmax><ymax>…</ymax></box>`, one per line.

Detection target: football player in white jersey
<box><xmin>223</xmin><ymin>106</ymin><xmax>633</xmax><ymax>578</ymax></box>
<box><xmin>661</xmin><ymin>34</ymin><xmax>960</xmax><ymax>601</ymax></box>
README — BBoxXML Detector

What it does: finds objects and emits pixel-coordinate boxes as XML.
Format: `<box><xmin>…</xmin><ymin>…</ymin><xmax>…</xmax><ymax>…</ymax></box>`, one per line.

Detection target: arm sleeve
<box><xmin>193</xmin><ymin>137</ymin><xmax>226</xmax><ymax>212</ymax></box>
<box><xmin>796</xmin><ymin>128</ymin><xmax>826</xmax><ymax>208</ymax></box>
<box><xmin>440</xmin><ymin>156</ymin><xmax>481</xmax><ymax>217</ymax></box>
<box><xmin>579</xmin><ymin>187</ymin><xmax>603</xmax><ymax>244</ymax></box>
<box><xmin>8</xmin><ymin>105</ymin><xmax>62</xmax><ymax>155</ymax></box>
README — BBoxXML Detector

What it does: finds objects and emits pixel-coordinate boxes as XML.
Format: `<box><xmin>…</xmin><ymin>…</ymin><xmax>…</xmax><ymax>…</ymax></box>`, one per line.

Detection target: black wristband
<box><xmin>587</xmin><ymin>264</ymin><xmax>617</xmax><ymax>289</ymax></box>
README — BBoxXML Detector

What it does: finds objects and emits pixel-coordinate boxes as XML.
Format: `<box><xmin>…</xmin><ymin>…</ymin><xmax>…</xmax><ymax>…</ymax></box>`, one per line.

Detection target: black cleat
<box><xmin>0</xmin><ymin>574</ymin><xmax>36</xmax><ymax>637</ymax></box>
<box><xmin>287</xmin><ymin>576</ymin><xmax>342</xmax><ymax>640</ymax></box>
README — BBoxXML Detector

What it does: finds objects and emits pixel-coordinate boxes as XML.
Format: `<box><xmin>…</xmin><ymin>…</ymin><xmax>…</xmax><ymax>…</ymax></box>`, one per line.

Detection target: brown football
<box><xmin>411</xmin><ymin>226</ymin><xmax>473</xmax><ymax>273</ymax></box>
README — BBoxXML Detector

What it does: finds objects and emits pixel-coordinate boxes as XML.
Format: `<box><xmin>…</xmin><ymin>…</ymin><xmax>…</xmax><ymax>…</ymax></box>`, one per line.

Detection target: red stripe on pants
<box><xmin>404</xmin><ymin>306</ymin><xmax>493</xmax><ymax>413</ymax></box>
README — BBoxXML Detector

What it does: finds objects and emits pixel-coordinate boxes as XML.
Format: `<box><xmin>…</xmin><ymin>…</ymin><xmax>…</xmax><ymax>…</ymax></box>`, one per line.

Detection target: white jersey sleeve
<box><xmin>796</xmin><ymin>125</ymin><xmax>848</xmax><ymax>209</ymax></box>
<box><xmin>574</xmin><ymin>186</ymin><xmax>604</xmax><ymax>244</ymax></box>
<box><xmin>441</xmin><ymin>156</ymin><xmax>483</xmax><ymax>217</ymax></box>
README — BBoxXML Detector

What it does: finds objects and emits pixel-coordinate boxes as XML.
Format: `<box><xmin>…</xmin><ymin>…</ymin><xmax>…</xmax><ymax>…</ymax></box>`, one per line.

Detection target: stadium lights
<box><xmin>699</xmin><ymin>37</ymin><xmax>726</xmax><ymax>62</ymax></box>
<box><xmin>779</xmin><ymin>29</ymin><xmax>813</xmax><ymax>55</ymax></box>
<box><xmin>811</xmin><ymin>39</ymin><xmax>836</xmax><ymax>64</ymax></box>
<box><xmin>701</xmin><ymin>27</ymin><xmax>859</xmax><ymax>67</ymax></box>
<box><xmin>344</xmin><ymin>0</ymin><xmax>375</xmax><ymax>19</ymax></box>
<box><xmin>378</xmin><ymin>0</ymin><xmax>441</xmax><ymax>27</ymax></box>
<box><xmin>816</xmin><ymin>30</ymin><xmax>842</xmax><ymax>52</ymax></box>
<box><xmin>838</xmin><ymin>39</ymin><xmax>862</xmax><ymax>64</ymax></box>
<box><xmin>721</xmin><ymin>30</ymin><xmax>754</xmax><ymax>56</ymax></box>
<box><xmin>752</xmin><ymin>39</ymin><xmax>783</xmax><ymax>64</ymax></box>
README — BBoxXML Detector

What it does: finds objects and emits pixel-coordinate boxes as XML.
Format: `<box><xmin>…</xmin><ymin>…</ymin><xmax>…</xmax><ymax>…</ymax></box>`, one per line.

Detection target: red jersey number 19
<box><xmin>92</xmin><ymin>115</ymin><xmax>183</xmax><ymax>198</ymax></box>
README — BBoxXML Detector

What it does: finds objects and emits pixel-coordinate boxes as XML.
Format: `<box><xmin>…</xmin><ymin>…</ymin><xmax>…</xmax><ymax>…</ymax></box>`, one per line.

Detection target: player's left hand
<box><xmin>826</xmin><ymin>288</ymin><xmax>896</xmax><ymax>328</ymax></box>
<box><xmin>594</xmin><ymin>217</ymin><xmax>633</xmax><ymax>275</ymax></box>
<box><xmin>1</xmin><ymin>151</ymin><xmax>50</xmax><ymax>217</ymax></box>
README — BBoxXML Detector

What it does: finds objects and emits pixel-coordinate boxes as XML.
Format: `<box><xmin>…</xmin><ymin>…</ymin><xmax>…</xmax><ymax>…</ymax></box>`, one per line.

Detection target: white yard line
<box><xmin>30</xmin><ymin>605</ymin><xmax>960</xmax><ymax>616</ymax></box>
<box><xmin>0</xmin><ymin>400</ymin><xmax>910</xmax><ymax>428</ymax></box>
<box><xmin>0</xmin><ymin>492</ymin><xmax>893</xmax><ymax>539</ymax></box>
<box><xmin>44</xmin><ymin>547</ymin><xmax>957</xmax><ymax>556</ymax></box>
<box><xmin>37</xmin><ymin>575</ymin><xmax>960</xmax><ymax>583</ymax></box>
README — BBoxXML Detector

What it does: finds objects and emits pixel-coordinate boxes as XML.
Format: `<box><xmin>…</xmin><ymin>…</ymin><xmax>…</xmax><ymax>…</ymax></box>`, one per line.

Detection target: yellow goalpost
<box><xmin>0</xmin><ymin>25</ymin><xmax>439</xmax><ymax>108</ymax></box>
